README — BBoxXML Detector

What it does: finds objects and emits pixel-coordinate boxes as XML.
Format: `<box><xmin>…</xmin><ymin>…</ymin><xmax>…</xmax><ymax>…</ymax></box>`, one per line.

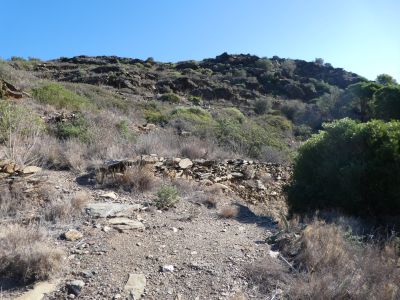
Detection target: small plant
<box><xmin>219</xmin><ymin>206</ymin><xmax>238</xmax><ymax>218</ymax></box>
<box><xmin>254</xmin><ymin>98</ymin><xmax>270</xmax><ymax>115</ymax></box>
<box><xmin>188</xmin><ymin>95</ymin><xmax>203</xmax><ymax>106</ymax></box>
<box><xmin>116</xmin><ymin>120</ymin><xmax>136</xmax><ymax>142</ymax></box>
<box><xmin>160</xmin><ymin>92</ymin><xmax>181</xmax><ymax>103</ymax></box>
<box><xmin>55</xmin><ymin>115</ymin><xmax>91</xmax><ymax>142</ymax></box>
<box><xmin>155</xmin><ymin>185</ymin><xmax>179</xmax><ymax>209</ymax></box>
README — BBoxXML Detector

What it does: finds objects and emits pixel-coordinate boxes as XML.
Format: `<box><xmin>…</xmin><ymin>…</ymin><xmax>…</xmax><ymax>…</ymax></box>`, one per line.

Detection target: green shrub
<box><xmin>115</xmin><ymin>120</ymin><xmax>136</xmax><ymax>142</ymax></box>
<box><xmin>254</xmin><ymin>99</ymin><xmax>270</xmax><ymax>115</ymax></box>
<box><xmin>32</xmin><ymin>83</ymin><xmax>91</xmax><ymax>110</ymax></box>
<box><xmin>214</xmin><ymin>109</ymin><xmax>289</xmax><ymax>158</ymax></box>
<box><xmin>0</xmin><ymin>102</ymin><xmax>44</xmax><ymax>143</ymax></box>
<box><xmin>155</xmin><ymin>185</ymin><xmax>179</xmax><ymax>209</ymax></box>
<box><xmin>188</xmin><ymin>95</ymin><xmax>203</xmax><ymax>106</ymax></box>
<box><xmin>63</xmin><ymin>83</ymin><xmax>128</xmax><ymax>111</ymax></box>
<box><xmin>116</xmin><ymin>120</ymin><xmax>136</xmax><ymax>142</ymax></box>
<box><xmin>160</xmin><ymin>93</ymin><xmax>181</xmax><ymax>103</ymax></box>
<box><xmin>169</xmin><ymin>106</ymin><xmax>215</xmax><ymax>136</ymax></box>
<box><xmin>373</xmin><ymin>85</ymin><xmax>400</xmax><ymax>121</ymax></box>
<box><xmin>55</xmin><ymin>115</ymin><xmax>91</xmax><ymax>142</ymax></box>
<box><xmin>142</xmin><ymin>102</ymin><xmax>169</xmax><ymax>125</ymax></box>
<box><xmin>287</xmin><ymin>118</ymin><xmax>400</xmax><ymax>218</ymax></box>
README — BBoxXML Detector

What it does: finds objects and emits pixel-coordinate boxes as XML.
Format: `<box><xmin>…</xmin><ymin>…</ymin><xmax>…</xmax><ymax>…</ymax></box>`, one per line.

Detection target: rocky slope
<box><xmin>29</xmin><ymin>53</ymin><xmax>364</xmax><ymax>105</ymax></box>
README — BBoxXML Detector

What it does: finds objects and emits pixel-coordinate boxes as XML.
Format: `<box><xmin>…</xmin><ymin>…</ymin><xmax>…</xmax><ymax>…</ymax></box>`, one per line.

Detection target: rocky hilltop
<box><xmin>31</xmin><ymin>53</ymin><xmax>363</xmax><ymax>103</ymax></box>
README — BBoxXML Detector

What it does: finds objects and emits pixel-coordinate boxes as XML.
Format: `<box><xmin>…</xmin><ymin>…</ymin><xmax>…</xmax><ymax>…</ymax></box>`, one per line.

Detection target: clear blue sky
<box><xmin>1</xmin><ymin>0</ymin><xmax>399</xmax><ymax>81</ymax></box>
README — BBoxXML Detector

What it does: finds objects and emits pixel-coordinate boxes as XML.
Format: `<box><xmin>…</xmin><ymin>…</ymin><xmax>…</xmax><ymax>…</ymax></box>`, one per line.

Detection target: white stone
<box><xmin>161</xmin><ymin>265</ymin><xmax>174</xmax><ymax>272</ymax></box>
<box><xmin>124</xmin><ymin>273</ymin><xmax>146</xmax><ymax>299</ymax></box>
<box><xmin>100</xmin><ymin>191</ymin><xmax>118</xmax><ymax>200</ymax></box>
<box><xmin>178</xmin><ymin>158</ymin><xmax>193</xmax><ymax>169</ymax></box>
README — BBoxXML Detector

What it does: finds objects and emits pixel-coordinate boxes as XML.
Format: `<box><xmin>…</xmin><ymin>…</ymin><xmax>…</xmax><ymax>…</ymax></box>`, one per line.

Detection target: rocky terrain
<box><xmin>0</xmin><ymin>155</ymin><xmax>292</xmax><ymax>300</ymax></box>
<box><xmin>1</xmin><ymin>54</ymin><xmax>398</xmax><ymax>300</ymax></box>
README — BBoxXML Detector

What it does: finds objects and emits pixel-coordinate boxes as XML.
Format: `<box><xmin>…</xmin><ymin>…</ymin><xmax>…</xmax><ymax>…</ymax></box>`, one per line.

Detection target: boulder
<box><xmin>63</xmin><ymin>229</ymin><xmax>83</xmax><ymax>241</ymax></box>
<box><xmin>178</xmin><ymin>158</ymin><xmax>193</xmax><ymax>169</ymax></box>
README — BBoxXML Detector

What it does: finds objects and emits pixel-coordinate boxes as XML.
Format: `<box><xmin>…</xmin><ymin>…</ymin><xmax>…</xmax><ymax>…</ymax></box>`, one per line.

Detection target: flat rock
<box><xmin>22</xmin><ymin>166</ymin><xmax>42</xmax><ymax>174</ymax></box>
<box><xmin>15</xmin><ymin>280</ymin><xmax>59</xmax><ymax>300</ymax></box>
<box><xmin>178</xmin><ymin>158</ymin><xmax>193</xmax><ymax>169</ymax></box>
<box><xmin>108</xmin><ymin>217</ymin><xmax>145</xmax><ymax>231</ymax></box>
<box><xmin>100</xmin><ymin>191</ymin><xmax>118</xmax><ymax>200</ymax></box>
<box><xmin>63</xmin><ymin>229</ymin><xmax>83</xmax><ymax>241</ymax></box>
<box><xmin>85</xmin><ymin>203</ymin><xmax>142</xmax><ymax>218</ymax></box>
<box><xmin>124</xmin><ymin>273</ymin><xmax>146</xmax><ymax>299</ymax></box>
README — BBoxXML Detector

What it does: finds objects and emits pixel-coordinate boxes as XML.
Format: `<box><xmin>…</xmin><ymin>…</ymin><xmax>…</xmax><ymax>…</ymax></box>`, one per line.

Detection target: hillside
<box><xmin>0</xmin><ymin>54</ymin><xmax>399</xmax><ymax>300</ymax></box>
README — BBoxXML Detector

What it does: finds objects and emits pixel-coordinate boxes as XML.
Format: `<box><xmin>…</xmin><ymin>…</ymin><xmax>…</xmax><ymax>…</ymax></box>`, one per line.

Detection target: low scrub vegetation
<box><xmin>289</xmin><ymin>221</ymin><xmax>400</xmax><ymax>299</ymax></box>
<box><xmin>32</xmin><ymin>82</ymin><xmax>91</xmax><ymax>110</ymax></box>
<box><xmin>0</xmin><ymin>225</ymin><xmax>64</xmax><ymax>282</ymax></box>
<box><xmin>155</xmin><ymin>185</ymin><xmax>179</xmax><ymax>209</ymax></box>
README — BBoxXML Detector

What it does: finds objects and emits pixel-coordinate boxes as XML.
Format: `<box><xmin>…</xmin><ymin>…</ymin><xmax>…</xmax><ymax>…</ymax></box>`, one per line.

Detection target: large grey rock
<box><xmin>85</xmin><ymin>203</ymin><xmax>142</xmax><ymax>218</ymax></box>
<box><xmin>124</xmin><ymin>273</ymin><xmax>146</xmax><ymax>299</ymax></box>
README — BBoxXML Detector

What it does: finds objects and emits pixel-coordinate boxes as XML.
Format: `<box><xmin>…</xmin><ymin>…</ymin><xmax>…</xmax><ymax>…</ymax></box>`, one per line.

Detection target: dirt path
<box><xmin>45</xmin><ymin>176</ymin><xmax>280</xmax><ymax>299</ymax></box>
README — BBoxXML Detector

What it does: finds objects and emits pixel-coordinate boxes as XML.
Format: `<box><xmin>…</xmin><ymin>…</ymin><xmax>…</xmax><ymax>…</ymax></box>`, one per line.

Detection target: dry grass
<box><xmin>101</xmin><ymin>165</ymin><xmax>155</xmax><ymax>193</ymax></box>
<box><xmin>0</xmin><ymin>224</ymin><xmax>64</xmax><ymax>283</ymax></box>
<box><xmin>219</xmin><ymin>206</ymin><xmax>239</xmax><ymax>218</ymax></box>
<box><xmin>119</xmin><ymin>166</ymin><xmax>155</xmax><ymax>192</ymax></box>
<box><xmin>0</xmin><ymin>183</ymin><xmax>26</xmax><ymax>218</ymax></box>
<box><xmin>245</xmin><ymin>257</ymin><xmax>291</xmax><ymax>294</ymax></box>
<box><xmin>44</xmin><ymin>191</ymin><xmax>90</xmax><ymax>222</ymax></box>
<box><xmin>287</xmin><ymin>221</ymin><xmax>400</xmax><ymax>299</ymax></box>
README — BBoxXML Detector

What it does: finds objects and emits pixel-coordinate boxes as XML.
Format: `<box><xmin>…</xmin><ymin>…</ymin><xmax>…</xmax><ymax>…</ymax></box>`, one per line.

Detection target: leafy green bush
<box><xmin>55</xmin><ymin>115</ymin><xmax>91</xmax><ymax>142</ymax></box>
<box><xmin>160</xmin><ymin>93</ymin><xmax>181</xmax><ymax>103</ymax></box>
<box><xmin>32</xmin><ymin>83</ymin><xmax>91</xmax><ymax>110</ymax></box>
<box><xmin>214</xmin><ymin>109</ymin><xmax>288</xmax><ymax>158</ymax></box>
<box><xmin>287</xmin><ymin>118</ymin><xmax>400</xmax><ymax>217</ymax></box>
<box><xmin>188</xmin><ymin>95</ymin><xmax>203</xmax><ymax>106</ymax></box>
<box><xmin>155</xmin><ymin>185</ymin><xmax>179</xmax><ymax>209</ymax></box>
<box><xmin>254</xmin><ymin>99</ymin><xmax>270</xmax><ymax>115</ymax></box>
<box><xmin>142</xmin><ymin>102</ymin><xmax>169</xmax><ymax>125</ymax></box>
<box><xmin>169</xmin><ymin>106</ymin><xmax>215</xmax><ymax>137</ymax></box>
<box><xmin>373</xmin><ymin>85</ymin><xmax>400</xmax><ymax>121</ymax></box>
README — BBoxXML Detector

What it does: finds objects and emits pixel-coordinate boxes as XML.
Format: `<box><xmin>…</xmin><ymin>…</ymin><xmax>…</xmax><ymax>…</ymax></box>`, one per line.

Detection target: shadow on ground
<box><xmin>233</xmin><ymin>203</ymin><xmax>277</xmax><ymax>230</ymax></box>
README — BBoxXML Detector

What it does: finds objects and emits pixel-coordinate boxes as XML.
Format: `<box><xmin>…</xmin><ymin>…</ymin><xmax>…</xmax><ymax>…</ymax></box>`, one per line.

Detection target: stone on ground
<box><xmin>124</xmin><ymin>273</ymin><xmax>146</xmax><ymax>299</ymax></box>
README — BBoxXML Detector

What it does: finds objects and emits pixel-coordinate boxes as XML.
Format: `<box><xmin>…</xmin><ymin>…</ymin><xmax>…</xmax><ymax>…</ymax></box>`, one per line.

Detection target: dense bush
<box><xmin>55</xmin><ymin>115</ymin><xmax>91</xmax><ymax>142</ymax></box>
<box><xmin>142</xmin><ymin>102</ymin><xmax>169</xmax><ymax>125</ymax></box>
<box><xmin>32</xmin><ymin>83</ymin><xmax>91</xmax><ymax>110</ymax></box>
<box><xmin>287</xmin><ymin>118</ymin><xmax>400</xmax><ymax>217</ymax></box>
<box><xmin>373</xmin><ymin>85</ymin><xmax>400</xmax><ymax>121</ymax></box>
<box><xmin>253</xmin><ymin>98</ymin><xmax>270</xmax><ymax>115</ymax></box>
<box><xmin>160</xmin><ymin>92</ymin><xmax>181</xmax><ymax>103</ymax></box>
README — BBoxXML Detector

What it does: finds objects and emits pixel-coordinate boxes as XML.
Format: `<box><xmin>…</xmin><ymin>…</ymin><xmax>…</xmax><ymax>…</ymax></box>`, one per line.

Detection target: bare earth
<box><xmin>2</xmin><ymin>170</ymin><xmax>282</xmax><ymax>300</ymax></box>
